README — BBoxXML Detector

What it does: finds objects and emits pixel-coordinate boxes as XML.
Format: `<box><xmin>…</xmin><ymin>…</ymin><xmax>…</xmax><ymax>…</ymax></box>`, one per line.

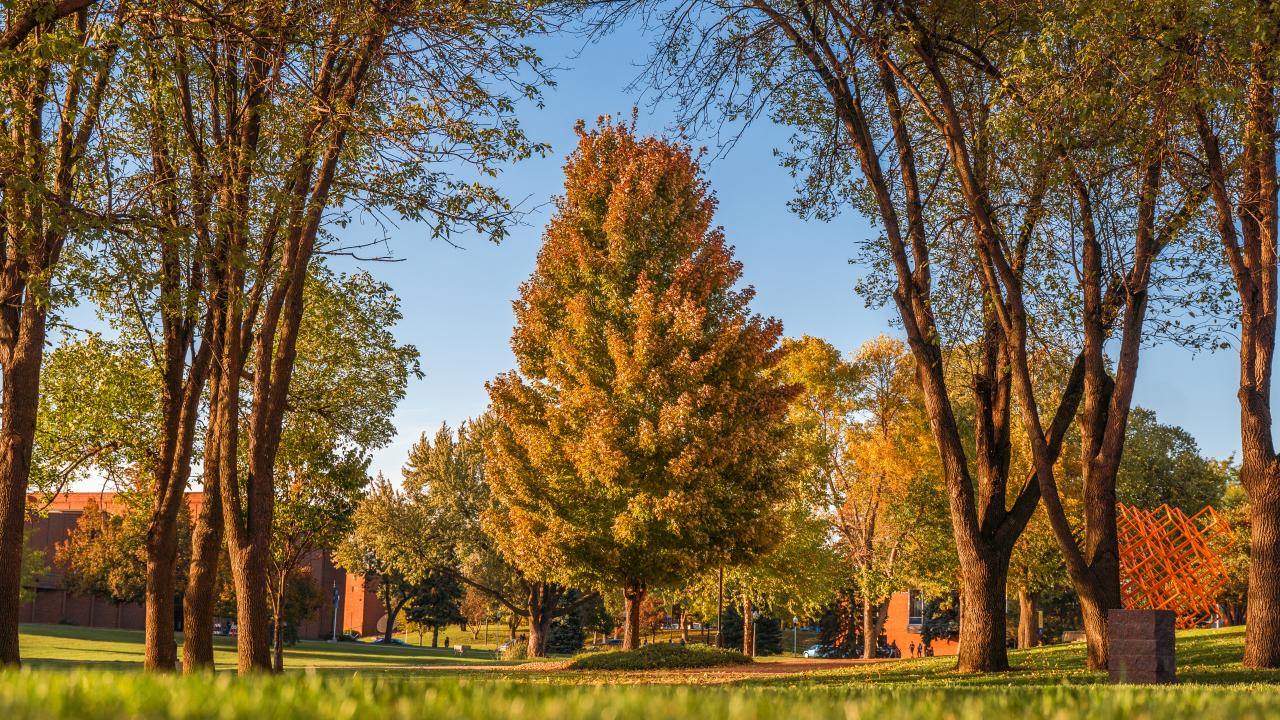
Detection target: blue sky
<box><xmin>333</xmin><ymin>24</ymin><xmax>1241</xmax><ymax>481</ymax></box>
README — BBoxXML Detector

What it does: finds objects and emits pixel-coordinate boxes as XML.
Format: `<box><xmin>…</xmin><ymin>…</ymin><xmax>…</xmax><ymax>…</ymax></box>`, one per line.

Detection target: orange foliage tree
<box><xmin>487</xmin><ymin>118</ymin><xmax>795</xmax><ymax>650</ymax></box>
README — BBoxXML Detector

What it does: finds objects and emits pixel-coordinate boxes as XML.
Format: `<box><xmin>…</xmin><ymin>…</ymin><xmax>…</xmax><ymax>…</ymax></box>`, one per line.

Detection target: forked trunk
<box><xmin>862</xmin><ymin>596</ymin><xmax>889</xmax><ymax>659</ymax></box>
<box><xmin>679</xmin><ymin>610</ymin><xmax>689</xmax><ymax>643</ymax></box>
<box><xmin>1017</xmin><ymin>588</ymin><xmax>1040</xmax><ymax>649</ymax></box>
<box><xmin>526</xmin><ymin>586</ymin><xmax>556</xmax><ymax>657</ymax></box>
<box><xmin>622</xmin><ymin>581</ymin><xmax>645</xmax><ymax>651</ymax></box>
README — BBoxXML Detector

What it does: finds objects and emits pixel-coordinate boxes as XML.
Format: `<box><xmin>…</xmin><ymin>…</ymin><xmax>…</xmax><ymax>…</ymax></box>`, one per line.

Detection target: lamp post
<box><xmin>751</xmin><ymin>610</ymin><xmax>760</xmax><ymax>658</ymax></box>
<box><xmin>792</xmin><ymin>616</ymin><xmax>798</xmax><ymax>656</ymax></box>
<box><xmin>330</xmin><ymin>581</ymin><xmax>341</xmax><ymax>642</ymax></box>
<box><xmin>715</xmin><ymin>567</ymin><xmax>723</xmax><ymax>648</ymax></box>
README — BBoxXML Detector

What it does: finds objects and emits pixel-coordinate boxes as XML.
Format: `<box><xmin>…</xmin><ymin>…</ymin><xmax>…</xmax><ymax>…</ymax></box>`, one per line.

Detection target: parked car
<box><xmin>497</xmin><ymin>639</ymin><xmax>521</xmax><ymax>652</ymax></box>
<box><xmin>370</xmin><ymin>637</ymin><xmax>408</xmax><ymax>646</ymax></box>
<box><xmin>602</xmin><ymin>638</ymin><xmax>623</xmax><ymax>647</ymax></box>
<box><xmin>802</xmin><ymin>644</ymin><xmax>837</xmax><ymax>658</ymax></box>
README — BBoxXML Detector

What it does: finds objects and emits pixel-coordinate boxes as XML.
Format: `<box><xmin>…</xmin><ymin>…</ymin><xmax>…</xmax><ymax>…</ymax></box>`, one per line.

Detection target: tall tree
<box><xmin>1183</xmin><ymin>0</ymin><xmax>1280</xmax><ymax>667</ymax></box>
<box><xmin>619</xmin><ymin>0</ymin><xmax>1204</xmax><ymax>670</ymax></box>
<box><xmin>777</xmin><ymin>335</ymin><xmax>937</xmax><ymax>659</ymax></box>
<box><xmin>395</xmin><ymin>418</ymin><xmax>598</xmax><ymax>657</ymax></box>
<box><xmin>0</xmin><ymin>0</ymin><xmax>124</xmax><ymax>665</ymax></box>
<box><xmin>486</xmin><ymin>118</ymin><xmax>795</xmax><ymax>650</ymax></box>
<box><xmin>267</xmin><ymin>451</ymin><xmax>367</xmax><ymax>671</ymax></box>
<box><xmin>404</xmin><ymin>568</ymin><xmax>465</xmax><ymax>648</ymax></box>
<box><xmin>117</xmin><ymin>0</ymin><xmax>546</xmax><ymax>673</ymax></box>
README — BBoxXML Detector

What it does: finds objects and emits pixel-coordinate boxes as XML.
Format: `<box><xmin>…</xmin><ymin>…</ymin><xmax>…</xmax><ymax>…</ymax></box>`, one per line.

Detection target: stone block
<box><xmin>1107</xmin><ymin>609</ymin><xmax>1176</xmax><ymax>684</ymax></box>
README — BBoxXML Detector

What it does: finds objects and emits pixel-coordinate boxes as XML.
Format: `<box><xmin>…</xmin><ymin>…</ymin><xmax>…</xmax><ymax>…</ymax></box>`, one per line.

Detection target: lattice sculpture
<box><xmin>1117</xmin><ymin>503</ymin><xmax>1234</xmax><ymax>629</ymax></box>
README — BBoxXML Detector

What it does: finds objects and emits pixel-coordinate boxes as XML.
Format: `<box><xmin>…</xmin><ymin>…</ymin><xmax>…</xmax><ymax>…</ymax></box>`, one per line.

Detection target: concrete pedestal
<box><xmin>1107</xmin><ymin>609</ymin><xmax>1176</xmax><ymax>684</ymax></box>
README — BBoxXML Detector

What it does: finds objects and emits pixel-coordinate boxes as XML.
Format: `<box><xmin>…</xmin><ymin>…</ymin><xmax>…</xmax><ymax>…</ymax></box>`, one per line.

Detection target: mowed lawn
<box><xmin>6</xmin><ymin>624</ymin><xmax>1280</xmax><ymax>719</ymax></box>
<box><xmin>18</xmin><ymin>623</ymin><xmax>523</xmax><ymax>671</ymax></box>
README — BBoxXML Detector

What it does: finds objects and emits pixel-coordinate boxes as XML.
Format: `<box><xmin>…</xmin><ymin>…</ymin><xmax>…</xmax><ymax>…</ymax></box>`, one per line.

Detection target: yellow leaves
<box><xmin>487</xmin><ymin>118</ymin><xmax>793</xmax><ymax>590</ymax></box>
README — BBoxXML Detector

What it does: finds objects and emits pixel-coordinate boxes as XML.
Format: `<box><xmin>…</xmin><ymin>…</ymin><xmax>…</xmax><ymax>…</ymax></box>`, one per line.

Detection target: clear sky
<box><xmin>328</xmin><ymin>22</ymin><xmax>1242</xmax><ymax>482</ymax></box>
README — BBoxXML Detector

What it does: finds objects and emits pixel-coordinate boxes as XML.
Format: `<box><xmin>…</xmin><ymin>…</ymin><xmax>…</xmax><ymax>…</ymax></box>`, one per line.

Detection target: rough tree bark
<box><xmin>742</xmin><ymin>596</ymin><xmax>754</xmax><ymax>657</ymax></box>
<box><xmin>862</xmin><ymin>597</ymin><xmax>890</xmax><ymax>660</ymax></box>
<box><xmin>0</xmin><ymin>4</ymin><xmax>119</xmax><ymax>666</ymax></box>
<box><xmin>525</xmin><ymin>583</ymin><xmax>563</xmax><ymax>657</ymax></box>
<box><xmin>1017</xmin><ymin>588</ymin><xmax>1040</xmax><ymax>649</ymax></box>
<box><xmin>886</xmin><ymin>11</ymin><xmax>1185</xmax><ymax>670</ymax></box>
<box><xmin>1191</xmin><ymin>25</ymin><xmax>1280</xmax><ymax>667</ymax></box>
<box><xmin>182</xmin><ymin>356</ymin><xmax>226</xmax><ymax>673</ymax></box>
<box><xmin>733</xmin><ymin>2</ymin><xmax>1085</xmax><ymax>670</ymax></box>
<box><xmin>622</xmin><ymin>581</ymin><xmax>646</xmax><ymax>651</ymax></box>
<box><xmin>182</xmin><ymin>482</ymin><xmax>223</xmax><ymax>671</ymax></box>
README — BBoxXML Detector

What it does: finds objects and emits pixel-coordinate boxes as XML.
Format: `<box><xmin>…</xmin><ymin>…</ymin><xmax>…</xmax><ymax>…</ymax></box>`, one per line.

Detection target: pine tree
<box><xmin>487</xmin><ymin>118</ymin><xmax>795</xmax><ymax>650</ymax></box>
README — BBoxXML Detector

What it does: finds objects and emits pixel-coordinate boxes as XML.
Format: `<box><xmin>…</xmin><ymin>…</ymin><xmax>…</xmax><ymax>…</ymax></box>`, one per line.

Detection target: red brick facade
<box><xmin>881</xmin><ymin>590</ymin><xmax>960</xmax><ymax>656</ymax></box>
<box><xmin>22</xmin><ymin>492</ymin><xmax>382</xmax><ymax>640</ymax></box>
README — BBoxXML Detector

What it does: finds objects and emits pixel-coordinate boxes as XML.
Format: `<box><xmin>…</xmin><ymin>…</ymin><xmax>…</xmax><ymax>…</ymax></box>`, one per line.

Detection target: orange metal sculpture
<box><xmin>1117</xmin><ymin>503</ymin><xmax>1234</xmax><ymax>629</ymax></box>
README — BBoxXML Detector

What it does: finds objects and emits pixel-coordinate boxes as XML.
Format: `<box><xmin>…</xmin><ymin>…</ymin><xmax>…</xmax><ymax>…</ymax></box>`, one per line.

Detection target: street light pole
<box><xmin>716</xmin><ymin>566</ymin><xmax>723</xmax><ymax>649</ymax></box>
<box><xmin>792</xmin><ymin>616</ymin><xmax>798</xmax><ymax>656</ymax></box>
<box><xmin>751</xmin><ymin>610</ymin><xmax>760</xmax><ymax>658</ymax></box>
<box><xmin>330</xmin><ymin>581</ymin><xmax>341</xmax><ymax>642</ymax></box>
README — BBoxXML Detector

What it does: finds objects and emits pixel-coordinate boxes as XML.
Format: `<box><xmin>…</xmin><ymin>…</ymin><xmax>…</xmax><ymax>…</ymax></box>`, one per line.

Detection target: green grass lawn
<box><xmin>9</xmin><ymin>623</ymin><xmax>1280</xmax><ymax>718</ymax></box>
<box><xmin>18</xmin><ymin>623</ymin><xmax>525</xmax><ymax>671</ymax></box>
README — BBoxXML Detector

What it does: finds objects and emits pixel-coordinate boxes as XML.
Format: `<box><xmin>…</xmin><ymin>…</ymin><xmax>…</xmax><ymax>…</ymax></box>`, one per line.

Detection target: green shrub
<box><xmin>545</xmin><ymin>615</ymin><xmax>585</xmax><ymax>655</ymax></box>
<box><xmin>498</xmin><ymin>642</ymin><xmax>528</xmax><ymax>661</ymax></box>
<box><xmin>566</xmin><ymin>643</ymin><xmax>751</xmax><ymax>670</ymax></box>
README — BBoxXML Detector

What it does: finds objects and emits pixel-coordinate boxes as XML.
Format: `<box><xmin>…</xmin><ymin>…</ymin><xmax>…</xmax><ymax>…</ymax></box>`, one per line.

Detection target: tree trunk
<box><xmin>862</xmin><ymin>596</ymin><xmax>890</xmax><ymax>659</ymax></box>
<box><xmin>272</xmin><ymin>608</ymin><xmax>285</xmax><ymax>673</ymax></box>
<box><xmin>431</xmin><ymin>625</ymin><xmax>439</xmax><ymax>648</ymax></box>
<box><xmin>956</xmin><ymin>549</ymin><xmax>1011</xmax><ymax>672</ymax></box>
<box><xmin>1246</xmin><ymin>478</ymin><xmax>1280</xmax><ymax>667</ymax></box>
<box><xmin>144</xmin><ymin>522</ymin><xmax>180</xmax><ymax>671</ymax></box>
<box><xmin>862</xmin><ymin>597</ymin><xmax>877</xmax><ymax>659</ymax></box>
<box><xmin>679</xmin><ymin>609</ymin><xmax>689</xmax><ymax>643</ymax></box>
<box><xmin>742</xmin><ymin>596</ymin><xmax>754</xmax><ymax>657</ymax></box>
<box><xmin>227</xmin><ymin>544</ymin><xmax>272</xmax><ymax>671</ymax></box>
<box><xmin>0</xmin><ymin>314</ymin><xmax>47</xmax><ymax>666</ymax></box>
<box><xmin>182</xmin><ymin>472</ymin><xmax>223</xmax><ymax>672</ymax></box>
<box><xmin>1017</xmin><ymin>588</ymin><xmax>1040</xmax><ymax>649</ymax></box>
<box><xmin>525</xmin><ymin>584</ymin><xmax>558</xmax><ymax>657</ymax></box>
<box><xmin>622</xmin><ymin>581</ymin><xmax>645</xmax><ymax>651</ymax></box>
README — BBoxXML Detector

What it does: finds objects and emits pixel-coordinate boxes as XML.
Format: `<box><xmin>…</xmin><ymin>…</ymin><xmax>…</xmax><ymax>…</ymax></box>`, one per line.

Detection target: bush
<box><xmin>546</xmin><ymin>616</ymin><xmax>586</xmax><ymax>655</ymax></box>
<box><xmin>566</xmin><ymin>643</ymin><xmax>751</xmax><ymax>671</ymax></box>
<box><xmin>498</xmin><ymin>642</ymin><xmax>528</xmax><ymax>661</ymax></box>
<box><xmin>753</xmin><ymin>616</ymin><xmax>783</xmax><ymax>656</ymax></box>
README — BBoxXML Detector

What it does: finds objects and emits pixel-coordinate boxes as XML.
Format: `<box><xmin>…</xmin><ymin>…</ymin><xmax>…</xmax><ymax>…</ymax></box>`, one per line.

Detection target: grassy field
<box><xmin>18</xmin><ymin>623</ymin><xmax>526</xmax><ymax>670</ymax></box>
<box><xmin>9</xmin><ymin>623</ymin><xmax>1280</xmax><ymax>718</ymax></box>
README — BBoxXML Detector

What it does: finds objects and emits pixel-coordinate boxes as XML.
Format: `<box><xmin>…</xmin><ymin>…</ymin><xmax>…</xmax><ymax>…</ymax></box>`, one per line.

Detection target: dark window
<box><xmin>907</xmin><ymin>589</ymin><xmax>924</xmax><ymax>627</ymax></box>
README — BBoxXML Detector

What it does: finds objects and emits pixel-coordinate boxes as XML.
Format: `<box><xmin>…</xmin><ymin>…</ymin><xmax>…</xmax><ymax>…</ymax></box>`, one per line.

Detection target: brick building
<box><xmin>22</xmin><ymin>492</ymin><xmax>384</xmax><ymax>640</ymax></box>
<box><xmin>880</xmin><ymin>589</ymin><xmax>961</xmax><ymax>656</ymax></box>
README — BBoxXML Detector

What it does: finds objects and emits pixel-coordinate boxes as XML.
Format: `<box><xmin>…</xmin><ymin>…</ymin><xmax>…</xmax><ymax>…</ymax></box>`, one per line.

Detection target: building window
<box><xmin>907</xmin><ymin>589</ymin><xmax>924</xmax><ymax>628</ymax></box>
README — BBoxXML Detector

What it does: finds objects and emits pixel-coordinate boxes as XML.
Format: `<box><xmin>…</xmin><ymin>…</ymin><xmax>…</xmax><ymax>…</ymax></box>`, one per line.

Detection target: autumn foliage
<box><xmin>486</xmin><ymin>118</ymin><xmax>795</xmax><ymax>650</ymax></box>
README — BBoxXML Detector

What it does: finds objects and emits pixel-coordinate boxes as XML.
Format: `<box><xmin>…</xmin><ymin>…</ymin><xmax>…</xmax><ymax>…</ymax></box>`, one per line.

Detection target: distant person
<box><xmin>908</xmin><ymin>641</ymin><xmax>915</xmax><ymax>658</ymax></box>
<box><xmin>444</xmin><ymin>637</ymin><xmax>450</xmax><ymax>648</ymax></box>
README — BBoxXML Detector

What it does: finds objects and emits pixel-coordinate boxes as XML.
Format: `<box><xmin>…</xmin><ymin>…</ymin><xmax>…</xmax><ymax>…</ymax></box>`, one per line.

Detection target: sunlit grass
<box><xmin>10</xmin><ymin>623</ymin><xmax>1280</xmax><ymax>718</ymax></box>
